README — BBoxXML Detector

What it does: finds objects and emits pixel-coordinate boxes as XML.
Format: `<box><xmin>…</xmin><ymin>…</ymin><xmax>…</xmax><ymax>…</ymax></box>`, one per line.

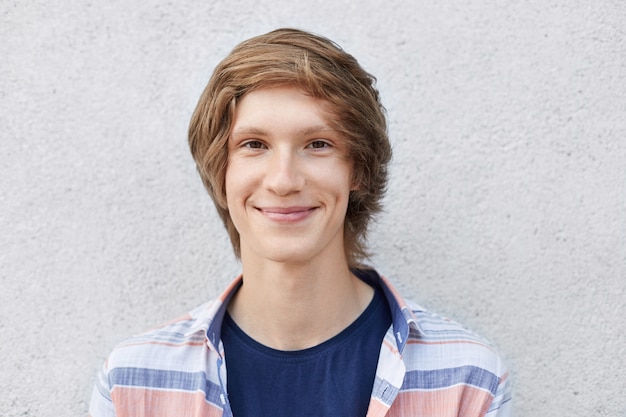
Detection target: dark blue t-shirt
<box><xmin>221</xmin><ymin>283</ymin><xmax>392</xmax><ymax>417</ymax></box>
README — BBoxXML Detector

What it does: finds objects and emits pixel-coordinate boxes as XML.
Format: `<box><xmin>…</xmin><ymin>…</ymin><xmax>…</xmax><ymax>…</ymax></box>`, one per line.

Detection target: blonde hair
<box><xmin>189</xmin><ymin>28</ymin><xmax>391</xmax><ymax>267</ymax></box>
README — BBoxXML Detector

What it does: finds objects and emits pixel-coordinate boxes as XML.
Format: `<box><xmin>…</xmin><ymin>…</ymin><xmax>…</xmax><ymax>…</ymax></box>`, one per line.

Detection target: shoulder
<box><xmin>403</xmin><ymin>299</ymin><xmax>508</xmax><ymax>388</ymax></box>
<box><xmin>392</xmin><ymin>300</ymin><xmax>512</xmax><ymax>415</ymax></box>
<box><xmin>91</xmin><ymin>300</ymin><xmax>226</xmax><ymax>416</ymax></box>
<box><xmin>407</xmin><ymin>299</ymin><xmax>497</xmax><ymax>347</ymax></box>
<box><xmin>104</xmin><ymin>300</ymin><xmax>217</xmax><ymax>372</ymax></box>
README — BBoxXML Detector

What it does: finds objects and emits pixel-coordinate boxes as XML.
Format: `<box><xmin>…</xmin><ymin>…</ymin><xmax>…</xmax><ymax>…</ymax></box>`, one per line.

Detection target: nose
<box><xmin>263</xmin><ymin>148</ymin><xmax>305</xmax><ymax>195</ymax></box>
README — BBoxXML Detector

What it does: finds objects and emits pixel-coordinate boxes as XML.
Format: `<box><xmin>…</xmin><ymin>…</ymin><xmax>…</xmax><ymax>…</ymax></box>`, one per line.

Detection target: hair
<box><xmin>188</xmin><ymin>28</ymin><xmax>391</xmax><ymax>267</ymax></box>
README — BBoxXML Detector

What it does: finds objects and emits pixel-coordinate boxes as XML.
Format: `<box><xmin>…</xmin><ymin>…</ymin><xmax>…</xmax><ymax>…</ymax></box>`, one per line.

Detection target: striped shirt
<box><xmin>89</xmin><ymin>270</ymin><xmax>512</xmax><ymax>417</ymax></box>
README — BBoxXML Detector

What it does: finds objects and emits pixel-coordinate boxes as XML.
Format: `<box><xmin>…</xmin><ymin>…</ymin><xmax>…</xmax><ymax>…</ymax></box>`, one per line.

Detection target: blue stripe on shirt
<box><xmin>109</xmin><ymin>367</ymin><xmax>222</xmax><ymax>403</ymax></box>
<box><xmin>402</xmin><ymin>366</ymin><xmax>500</xmax><ymax>394</ymax></box>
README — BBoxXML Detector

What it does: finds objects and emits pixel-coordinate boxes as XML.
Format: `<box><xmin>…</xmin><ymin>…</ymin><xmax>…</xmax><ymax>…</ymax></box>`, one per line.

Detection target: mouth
<box><xmin>256</xmin><ymin>206</ymin><xmax>317</xmax><ymax>223</ymax></box>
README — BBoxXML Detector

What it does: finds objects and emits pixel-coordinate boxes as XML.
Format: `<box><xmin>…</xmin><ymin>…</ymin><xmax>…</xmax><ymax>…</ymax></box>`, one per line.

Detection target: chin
<box><xmin>263</xmin><ymin>249</ymin><xmax>315</xmax><ymax>265</ymax></box>
<box><xmin>246</xmin><ymin>241</ymin><xmax>323</xmax><ymax>266</ymax></box>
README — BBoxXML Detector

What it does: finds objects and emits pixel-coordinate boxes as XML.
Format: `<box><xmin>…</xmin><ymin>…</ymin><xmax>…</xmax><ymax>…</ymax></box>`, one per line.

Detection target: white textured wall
<box><xmin>2</xmin><ymin>1</ymin><xmax>625</xmax><ymax>416</ymax></box>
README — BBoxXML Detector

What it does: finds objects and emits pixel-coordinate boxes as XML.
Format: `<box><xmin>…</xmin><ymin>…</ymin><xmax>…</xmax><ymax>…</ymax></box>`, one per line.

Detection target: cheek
<box><xmin>349</xmin><ymin>172</ymin><xmax>360</xmax><ymax>191</ymax></box>
<box><xmin>341</xmin><ymin>163</ymin><xmax>355</xmax><ymax>192</ymax></box>
<box><xmin>336</xmin><ymin>158</ymin><xmax>357</xmax><ymax>191</ymax></box>
<box><xmin>322</xmin><ymin>165</ymin><xmax>353</xmax><ymax>201</ymax></box>
<box><xmin>224</xmin><ymin>161</ymin><xmax>256</xmax><ymax>206</ymax></box>
<box><xmin>223</xmin><ymin>166</ymin><xmax>238</xmax><ymax>208</ymax></box>
<box><xmin>346</xmin><ymin>162</ymin><xmax>359</xmax><ymax>191</ymax></box>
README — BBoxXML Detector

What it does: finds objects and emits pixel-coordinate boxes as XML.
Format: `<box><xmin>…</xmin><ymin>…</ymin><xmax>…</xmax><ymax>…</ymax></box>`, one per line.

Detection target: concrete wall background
<box><xmin>2</xmin><ymin>1</ymin><xmax>624</xmax><ymax>416</ymax></box>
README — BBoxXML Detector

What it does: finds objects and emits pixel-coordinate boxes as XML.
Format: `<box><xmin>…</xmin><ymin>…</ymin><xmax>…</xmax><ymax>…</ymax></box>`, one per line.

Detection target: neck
<box><xmin>227</xmin><ymin>254</ymin><xmax>374</xmax><ymax>351</ymax></box>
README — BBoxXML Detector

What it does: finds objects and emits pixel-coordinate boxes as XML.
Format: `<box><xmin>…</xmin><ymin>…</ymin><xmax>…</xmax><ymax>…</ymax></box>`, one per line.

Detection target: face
<box><xmin>225</xmin><ymin>85</ymin><xmax>353</xmax><ymax>266</ymax></box>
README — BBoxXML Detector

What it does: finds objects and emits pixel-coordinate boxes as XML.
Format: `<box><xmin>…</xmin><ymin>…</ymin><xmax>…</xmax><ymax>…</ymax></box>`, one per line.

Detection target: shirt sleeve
<box><xmin>88</xmin><ymin>361</ymin><xmax>117</xmax><ymax>417</ymax></box>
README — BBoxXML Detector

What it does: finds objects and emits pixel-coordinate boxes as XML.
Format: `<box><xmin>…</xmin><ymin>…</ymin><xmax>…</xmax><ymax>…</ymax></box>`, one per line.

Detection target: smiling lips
<box><xmin>257</xmin><ymin>206</ymin><xmax>317</xmax><ymax>223</ymax></box>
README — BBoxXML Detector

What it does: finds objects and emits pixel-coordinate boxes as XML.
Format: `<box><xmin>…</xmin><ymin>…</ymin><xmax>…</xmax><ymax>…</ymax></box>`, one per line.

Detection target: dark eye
<box><xmin>244</xmin><ymin>140</ymin><xmax>265</xmax><ymax>149</ymax></box>
<box><xmin>309</xmin><ymin>140</ymin><xmax>329</xmax><ymax>149</ymax></box>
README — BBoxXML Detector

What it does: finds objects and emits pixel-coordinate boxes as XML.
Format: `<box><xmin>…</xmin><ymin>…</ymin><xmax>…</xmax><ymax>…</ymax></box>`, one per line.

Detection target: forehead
<box><xmin>231</xmin><ymin>85</ymin><xmax>340</xmax><ymax>134</ymax></box>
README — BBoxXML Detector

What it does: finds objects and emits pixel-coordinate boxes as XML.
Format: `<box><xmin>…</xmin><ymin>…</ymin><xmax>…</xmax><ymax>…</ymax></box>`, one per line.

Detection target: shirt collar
<box><xmin>185</xmin><ymin>275</ymin><xmax>243</xmax><ymax>351</ymax></box>
<box><xmin>185</xmin><ymin>269</ymin><xmax>425</xmax><ymax>353</ymax></box>
<box><xmin>353</xmin><ymin>268</ymin><xmax>425</xmax><ymax>353</ymax></box>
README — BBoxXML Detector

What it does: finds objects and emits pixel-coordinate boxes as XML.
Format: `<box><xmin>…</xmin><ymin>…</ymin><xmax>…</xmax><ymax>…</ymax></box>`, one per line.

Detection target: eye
<box><xmin>308</xmin><ymin>140</ymin><xmax>330</xmax><ymax>149</ymax></box>
<box><xmin>243</xmin><ymin>140</ymin><xmax>266</xmax><ymax>149</ymax></box>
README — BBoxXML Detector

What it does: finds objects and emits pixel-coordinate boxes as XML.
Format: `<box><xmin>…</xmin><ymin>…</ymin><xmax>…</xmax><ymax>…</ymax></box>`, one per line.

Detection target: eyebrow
<box><xmin>231</xmin><ymin>125</ymin><xmax>338</xmax><ymax>137</ymax></box>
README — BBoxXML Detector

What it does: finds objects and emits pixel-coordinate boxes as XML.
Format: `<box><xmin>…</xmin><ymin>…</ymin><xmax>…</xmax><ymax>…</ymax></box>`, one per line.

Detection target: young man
<box><xmin>90</xmin><ymin>28</ymin><xmax>512</xmax><ymax>417</ymax></box>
